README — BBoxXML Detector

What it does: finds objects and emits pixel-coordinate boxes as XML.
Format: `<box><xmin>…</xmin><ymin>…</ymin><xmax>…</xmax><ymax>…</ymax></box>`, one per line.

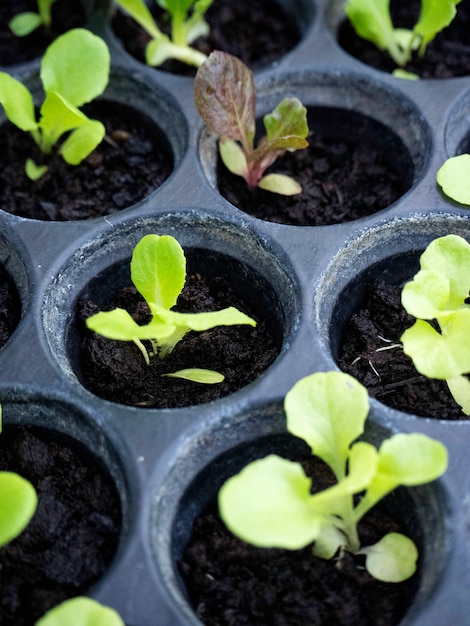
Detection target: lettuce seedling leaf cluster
<box><xmin>9</xmin><ymin>0</ymin><xmax>58</xmax><ymax>37</ymax></box>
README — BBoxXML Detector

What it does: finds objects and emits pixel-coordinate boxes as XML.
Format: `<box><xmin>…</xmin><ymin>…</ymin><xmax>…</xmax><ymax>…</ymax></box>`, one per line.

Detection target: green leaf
<box><xmin>25</xmin><ymin>159</ymin><xmax>48</xmax><ymax>181</ymax></box>
<box><xmin>35</xmin><ymin>596</ymin><xmax>124</xmax><ymax>626</ymax></box>
<box><xmin>258</xmin><ymin>173</ymin><xmax>302</xmax><ymax>195</ymax></box>
<box><xmin>130</xmin><ymin>234</ymin><xmax>186</xmax><ymax>309</ymax></box>
<box><xmin>115</xmin><ymin>0</ymin><xmax>163</xmax><ymax>39</ymax></box>
<box><xmin>312</xmin><ymin>522</ymin><xmax>345</xmax><ymax>559</ymax></box>
<box><xmin>40</xmin><ymin>29</ymin><xmax>110</xmax><ymax>108</ymax></box>
<box><xmin>359</xmin><ymin>533</ymin><xmax>418</xmax><ymax>582</ymax></box>
<box><xmin>284</xmin><ymin>371</ymin><xmax>369</xmax><ymax>480</ymax></box>
<box><xmin>401</xmin><ymin>269</ymin><xmax>453</xmax><ymax>319</ymax></box>
<box><xmin>447</xmin><ymin>375</ymin><xmax>470</xmax><ymax>415</ymax></box>
<box><xmin>401</xmin><ymin>311</ymin><xmax>470</xmax><ymax>379</ymax></box>
<box><xmin>9</xmin><ymin>12</ymin><xmax>42</xmax><ymax>37</ymax></box>
<box><xmin>219</xmin><ymin>455</ymin><xmax>324</xmax><ymax>549</ymax></box>
<box><xmin>38</xmin><ymin>0</ymin><xmax>58</xmax><ymax>29</ymax></box>
<box><xmin>86</xmin><ymin>308</ymin><xmax>175</xmax><ymax>342</ymax></box>
<box><xmin>219</xmin><ymin>139</ymin><xmax>248</xmax><ymax>179</ymax></box>
<box><xmin>263</xmin><ymin>98</ymin><xmax>309</xmax><ymax>144</ymax></box>
<box><xmin>437</xmin><ymin>154</ymin><xmax>470</xmax><ymax>205</ymax></box>
<box><xmin>60</xmin><ymin>119</ymin><xmax>106</xmax><ymax>165</ymax></box>
<box><xmin>392</xmin><ymin>68</ymin><xmax>420</xmax><ymax>80</ymax></box>
<box><xmin>194</xmin><ymin>51</ymin><xmax>256</xmax><ymax>154</ymax></box>
<box><xmin>0</xmin><ymin>72</ymin><xmax>37</xmax><ymax>132</ymax></box>
<box><xmin>414</xmin><ymin>0</ymin><xmax>461</xmax><ymax>54</ymax></box>
<box><xmin>162</xmin><ymin>368</ymin><xmax>224</xmax><ymax>383</ymax></box>
<box><xmin>0</xmin><ymin>472</ymin><xmax>37</xmax><ymax>547</ymax></box>
<box><xmin>150</xmin><ymin>304</ymin><xmax>257</xmax><ymax>332</ymax></box>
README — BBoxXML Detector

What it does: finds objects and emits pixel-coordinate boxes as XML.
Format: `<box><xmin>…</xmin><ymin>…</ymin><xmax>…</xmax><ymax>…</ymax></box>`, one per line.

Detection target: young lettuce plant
<box><xmin>86</xmin><ymin>233</ymin><xmax>256</xmax><ymax>384</ymax></box>
<box><xmin>219</xmin><ymin>371</ymin><xmax>447</xmax><ymax>583</ymax></box>
<box><xmin>35</xmin><ymin>597</ymin><xmax>124</xmax><ymax>626</ymax></box>
<box><xmin>114</xmin><ymin>0</ymin><xmax>211</xmax><ymax>67</ymax></box>
<box><xmin>436</xmin><ymin>154</ymin><xmax>470</xmax><ymax>206</ymax></box>
<box><xmin>0</xmin><ymin>28</ymin><xmax>110</xmax><ymax>180</ymax></box>
<box><xmin>0</xmin><ymin>407</ymin><xmax>38</xmax><ymax>548</ymax></box>
<box><xmin>9</xmin><ymin>0</ymin><xmax>58</xmax><ymax>37</ymax></box>
<box><xmin>401</xmin><ymin>234</ymin><xmax>470</xmax><ymax>414</ymax></box>
<box><xmin>194</xmin><ymin>51</ymin><xmax>309</xmax><ymax>196</ymax></box>
<box><xmin>345</xmin><ymin>0</ymin><xmax>462</xmax><ymax>72</ymax></box>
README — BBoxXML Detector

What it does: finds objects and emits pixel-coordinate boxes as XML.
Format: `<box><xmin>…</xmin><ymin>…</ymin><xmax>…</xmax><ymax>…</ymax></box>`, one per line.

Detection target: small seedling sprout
<box><xmin>345</xmin><ymin>0</ymin><xmax>462</xmax><ymax>74</ymax></box>
<box><xmin>114</xmin><ymin>0</ymin><xmax>212</xmax><ymax>67</ymax></box>
<box><xmin>9</xmin><ymin>0</ymin><xmax>58</xmax><ymax>37</ymax></box>
<box><xmin>0</xmin><ymin>28</ymin><xmax>110</xmax><ymax>180</ymax></box>
<box><xmin>437</xmin><ymin>154</ymin><xmax>470</xmax><ymax>206</ymax></box>
<box><xmin>219</xmin><ymin>371</ymin><xmax>447</xmax><ymax>583</ymax></box>
<box><xmin>401</xmin><ymin>233</ymin><xmax>470</xmax><ymax>414</ymax></box>
<box><xmin>35</xmin><ymin>597</ymin><xmax>124</xmax><ymax>626</ymax></box>
<box><xmin>194</xmin><ymin>51</ymin><xmax>309</xmax><ymax>196</ymax></box>
<box><xmin>86</xmin><ymin>233</ymin><xmax>256</xmax><ymax>384</ymax></box>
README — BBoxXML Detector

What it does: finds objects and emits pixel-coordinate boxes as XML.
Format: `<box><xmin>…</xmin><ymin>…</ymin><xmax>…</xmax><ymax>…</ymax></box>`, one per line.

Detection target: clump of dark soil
<box><xmin>179</xmin><ymin>455</ymin><xmax>418</xmax><ymax>626</ymax></box>
<box><xmin>338</xmin><ymin>0</ymin><xmax>470</xmax><ymax>78</ymax></box>
<box><xmin>0</xmin><ymin>100</ymin><xmax>173</xmax><ymax>221</ymax></box>
<box><xmin>218</xmin><ymin>108</ymin><xmax>412</xmax><ymax>226</ymax></box>
<box><xmin>337</xmin><ymin>279</ymin><xmax>465</xmax><ymax>420</ymax></box>
<box><xmin>76</xmin><ymin>251</ymin><xmax>281</xmax><ymax>408</ymax></box>
<box><xmin>0</xmin><ymin>0</ymin><xmax>86</xmax><ymax>66</ymax></box>
<box><xmin>112</xmin><ymin>0</ymin><xmax>302</xmax><ymax>74</ymax></box>
<box><xmin>0</xmin><ymin>426</ymin><xmax>121</xmax><ymax>625</ymax></box>
<box><xmin>0</xmin><ymin>265</ymin><xmax>21</xmax><ymax>348</ymax></box>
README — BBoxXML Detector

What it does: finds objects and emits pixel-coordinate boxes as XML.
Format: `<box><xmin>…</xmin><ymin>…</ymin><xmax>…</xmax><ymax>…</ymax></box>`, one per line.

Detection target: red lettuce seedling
<box><xmin>86</xmin><ymin>233</ymin><xmax>256</xmax><ymax>384</ymax></box>
<box><xmin>219</xmin><ymin>371</ymin><xmax>447</xmax><ymax>582</ymax></box>
<box><xmin>9</xmin><ymin>0</ymin><xmax>58</xmax><ymax>37</ymax></box>
<box><xmin>0</xmin><ymin>28</ymin><xmax>110</xmax><ymax>180</ymax></box>
<box><xmin>35</xmin><ymin>597</ymin><xmax>124</xmax><ymax>626</ymax></box>
<box><xmin>194</xmin><ymin>51</ymin><xmax>309</xmax><ymax>196</ymax></box>
<box><xmin>345</xmin><ymin>0</ymin><xmax>461</xmax><ymax>72</ymax></box>
<box><xmin>401</xmin><ymin>234</ymin><xmax>470</xmax><ymax>414</ymax></box>
<box><xmin>114</xmin><ymin>0</ymin><xmax>211</xmax><ymax>67</ymax></box>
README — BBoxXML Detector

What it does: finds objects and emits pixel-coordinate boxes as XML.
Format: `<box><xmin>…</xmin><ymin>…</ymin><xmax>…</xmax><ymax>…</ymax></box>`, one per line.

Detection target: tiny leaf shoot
<box><xmin>345</xmin><ymin>0</ymin><xmax>462</xmax><ymax>70</ymax></box>
<box><xmin>35</xmin><ymin>597</ymin><xmax>124</xmax><ymax>626</ymax></box>
<box><xmin>114</xmin><ymin>0</ymin><xmax>211</xmax><ymax>67</ymax></box>
<box><xmin>219</xmin><ymin>371</ymin><xmax>447</xmax><ymax>582</ymax></box>
<box><xmin>436</xmin><ymin>154</ymin><xmax>470</xmax><ymax>205</ymax></box>
<box><xmin>194</xmin><ymin>51</ymin><xmax>309</xmax><ymax>196</ymax></box>
<box><xmin>0</xmin><ymin>29</ymin><xmax>110</xmax><ymax>180</ymax></box>
<box><xmin>9</xmin><ymin>0</ymin><xmax>58</xmax><ymax>37</ymax></box>
<box><xmin>401</xmin><ymin>234</ymin><xmax>470</xmax><ymax>414</ymax></box>
<box><xmin>86</xmin><ymin>234</ymin><xmax>256</xmax><ymax>383</ymax></box>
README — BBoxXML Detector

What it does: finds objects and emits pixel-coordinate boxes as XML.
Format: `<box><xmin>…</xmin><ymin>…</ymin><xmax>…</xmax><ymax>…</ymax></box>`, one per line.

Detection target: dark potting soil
<box><xmin>217</xmin><ymin>109</ymin><xmax>410</xmax><ymax>226</ymax></box>
<box><xmin>179</xmin><ymin>456</ymin><xmax>417</xmax><ymax>626</ymax></box>
<box><xmin>0</xmin><ymin>0</ymin><xmax>86</xmax><ymax>67</ymax></box>
<box><xmin>0</xmin><ymin>265</ymin><xmax>20</xmax><ymax>349</ymax></box>
<box><xmin>337</xmin><ymin>279</ymin><xmax>465</xmax><ymax>420</ymax></box>
<box><xmin>112</xmin><ymin>0</ymin><xmax>301</xmax><ymax>74</ymax></box>
<box><xmin>0</xmin><ymin>426</ymin><xmax>121</xmax><ymax>626</ymax></box>
<box><xmin>76</xmin><ymin>256</ymin><xmax>281</xmax><ymax>409</ymax></box>
<box><xmin>0</xmin><ymin>100</ymin><xmax>173</xmax><ymax>221</ymax></box>
<box><xmin>338</xmin><ymin>0</ymin><xmax>470</xmax><ymax>79</ymax></box>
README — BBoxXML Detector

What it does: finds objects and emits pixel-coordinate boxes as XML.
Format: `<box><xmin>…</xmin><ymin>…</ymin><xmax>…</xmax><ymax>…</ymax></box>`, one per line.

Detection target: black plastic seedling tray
<box><xmin>2</xmin><ymin>0</ymin><xmax>470</xmax><ymax>624</ymax></box>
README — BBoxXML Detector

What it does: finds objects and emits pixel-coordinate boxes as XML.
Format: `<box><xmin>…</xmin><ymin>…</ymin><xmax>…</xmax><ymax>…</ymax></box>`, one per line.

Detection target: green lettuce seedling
<box><xmin>401</xmin><ymin>234</ymin><xmax>470</xmax><ymax>414</ymax></box>
<box><xmin>194</xmin><ymin>51</ymin><xmax>309</xmax><ymax>196</ymax></box>
<box><xmin>35</xmin><ymin>597</ymin><xmax>124</xmax><ymax>626</ymax></box>
<box><xmin>114</xmin><ymin>0</ymin><xmax>212</xmax><ymax>67</ymax></box>
<box><xmin>0</xmin><ymin>28</ymin><xmax>110</xmax><ymax>180</ymax></box>
<box><xmin>437</xmin><ymin>154</ymin><xmax>470</xmax><ymax>205</ymax></box>
<box><xmin>0</xmin><ymin>407</ymin><xmax>37</xmax><ymax>548</ymax></box>
<box><xmin>219</xmin><ymin>371</ymin><xmax>447</xmax><ymax>582</ymax></box>
<box><xmin>86</xmin><ymin>233</ymin><xmax>256</xmax><ymax>384</ymax></box>
<box><xmin>9</xmin><ymin>0</ymin><xmax>58</xmax><ymax>37</ymax></box>
<box><xmin>345</xmin><ymin>0</ymin><xmax>462</xmax><ymax>71</ymax></box>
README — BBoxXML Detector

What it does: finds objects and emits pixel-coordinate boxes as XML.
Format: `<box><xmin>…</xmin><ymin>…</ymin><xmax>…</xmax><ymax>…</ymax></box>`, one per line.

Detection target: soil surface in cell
<box><xmin>179</xmin><ymin>455</ymin><xmax>418</xmax><ymax>626</ymax></box>
<box><xmin>338</xmin><ymin>0</ymin><xmax>470</xmax><ymax>78</ymax></box>
<box><xmin>217</xmin><ymin>111</ymin><xmax>409</xmax><ymax>226</ymax></box>
<box><xmin>0</xmin><ymin>265</ymin><xmax>21</xmax><ymax>349</ymax></box>
<box><xmin>0</xmin><ymin>0</ymin><xmax>86</xmax><ymax>66</ymax></box>
<box><xmin>0</xmin><ymin>100</ymin><xmax>173</xmax><ymax>221</ymax></box>
<box><xmin>337</xmin><ymin>279</ymin><xmax>465</xmax><ymax>420</ymax></box>
<box><xmin>0</xmin><ymin>426</ymin><xmax>121</xmax><ymax>625</ymax></box>
<box><xmin>112</xmin><ymin>0</ymin><xmax>302</xmax><ymax>74</ymax></box>
<box><xmin>77</xmin><ymin>256</ymin><xmax>281</xmax><ymax>408</ymax></box>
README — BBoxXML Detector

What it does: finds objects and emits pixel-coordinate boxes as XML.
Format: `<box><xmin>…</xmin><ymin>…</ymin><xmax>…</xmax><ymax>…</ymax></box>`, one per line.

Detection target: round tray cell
<box><xmin>110</xmin><ymin>0</ymin><xmax>315</xmax><ymax>75</ymax></box>
<box><xmin>444</xmin><ymin>85</ymin><xmax>470</xmax><ymax>160</ymax></box>
<box><xmin>0</xmin><ymin>390</ymin><xmax>129</xmax><ymax>625</ymax></box>
<box><xmin>328</xmin><ymin>0</ymin><xmax>470</xmax><ymax>79</ymax></box>
<box><xmin>316</xmin><ymin>214</ymin><xmax>470</xmax><ymax>420</ymax></box>
<box><xmin>42</xmin><ymin>212</ymin><xmax>299</xmax><ymax>408</ymax></box>
<box><xmin>0</xmin><ymin>0</ymin><xmax>89</xmax><ymax>68</ymax></box>
<box><xmin>199</xmin><ymin>71</ymin><xmax>431</xmax><ymax>226</ymax></box>
<box><xmin>150</xmin><ymin>402</ymin><xmax>449</xmax><ymax>625</ymax></box>
<box><xmin>0</xmin><ymin>69</ymin><xmax>186</xmax><ymax>221</ymax></box>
